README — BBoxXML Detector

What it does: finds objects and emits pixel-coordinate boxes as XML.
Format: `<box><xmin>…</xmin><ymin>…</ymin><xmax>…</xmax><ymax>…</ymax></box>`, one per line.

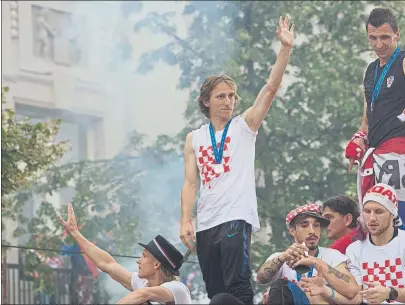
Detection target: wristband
<box><xmin>330</xmin><ymin>287</ymin><xmax>335</xmax><ymax>300</ymax></box>
<box><xmin>351</xmin><ymin>131</ymin><xmax>368</xmax><ymax>143</ymax></box>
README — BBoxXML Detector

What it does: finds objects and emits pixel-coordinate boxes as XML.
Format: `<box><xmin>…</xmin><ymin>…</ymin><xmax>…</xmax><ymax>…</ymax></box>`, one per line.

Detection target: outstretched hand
<box><xmin>58</xmin><ymin>202</ymin><xmax>79</xmax><ymax>234</ymax></box>
<box><xmin>276</xmin><ymin>16</ymin><xmax>294</xmax><ymax>48</ymax></box>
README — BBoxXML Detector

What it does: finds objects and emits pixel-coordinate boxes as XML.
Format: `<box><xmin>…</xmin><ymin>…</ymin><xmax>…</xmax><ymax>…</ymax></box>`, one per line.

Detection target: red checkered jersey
<box><xmin>191</xmin><ymin>116</ymin><xmax>260</xmax><ymax>232</ymax></box>
<box><xmin>346</xmin><ymin>230</ymin><xmax>405</xmax><ymax>304</ymax></box>
<box><xmin>329</xmin><ymin>230</ymin><xmax>357</xmax><ymax>254</ymax></box>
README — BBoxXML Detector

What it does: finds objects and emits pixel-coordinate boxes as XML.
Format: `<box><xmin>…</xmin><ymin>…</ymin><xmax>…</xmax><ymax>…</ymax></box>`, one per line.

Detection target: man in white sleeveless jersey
<box><xmin>179</xmin><ymin>16</ymin><xmax>294</xmax><ymax>304</ymax></box>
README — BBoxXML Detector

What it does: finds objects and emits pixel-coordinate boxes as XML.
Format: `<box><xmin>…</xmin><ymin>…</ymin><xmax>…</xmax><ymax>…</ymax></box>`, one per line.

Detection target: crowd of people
<box><xmin>58</xmin><ymin>7</ymin><xmax>404</xmax><ymax>305</ymax></box>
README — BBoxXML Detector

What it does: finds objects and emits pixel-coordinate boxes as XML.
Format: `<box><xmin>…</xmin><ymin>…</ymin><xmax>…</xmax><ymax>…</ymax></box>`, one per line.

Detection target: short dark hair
<box><xmin>366</xmin><ymin>8</ymin><xmax>398</xmax><ymax>32</ymax></box>
<box><xmin>322</xmin><ymin>196</ymin><xmax>360</xmax><ymax>228</ymax></box>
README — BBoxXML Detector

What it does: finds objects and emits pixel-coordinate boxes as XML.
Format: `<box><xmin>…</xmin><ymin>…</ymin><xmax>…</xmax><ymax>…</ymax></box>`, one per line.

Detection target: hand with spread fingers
<box><xmin>360</xmin><ymin>281</ymin><xmax>390</xmax><ymax>304</ymax></box>
<box><xmin>58</xmin><ymin>202</ymin><xmax>80</xmax><ymax>235</ymax></box>
<box><xmin>276</xmin><ymin>16</ymin><xmax>294</xmax><ymax>49</ymax></box>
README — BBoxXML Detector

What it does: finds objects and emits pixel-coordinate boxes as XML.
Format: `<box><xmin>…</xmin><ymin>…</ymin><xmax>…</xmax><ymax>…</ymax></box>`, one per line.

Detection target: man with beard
<box><xmin>257</xmin><ymin>203</ymin><xmax>360</xmax><ymax>304</ymax></box>
<box><xmin>345</xmin><ymin>183</ymin><xmax>405</xmax><ymax>304</ymax></box>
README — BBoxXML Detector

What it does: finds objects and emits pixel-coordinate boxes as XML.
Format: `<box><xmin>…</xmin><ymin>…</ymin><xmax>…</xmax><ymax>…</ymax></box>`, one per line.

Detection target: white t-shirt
<box><xmin>191</xmin><ymin>115</ymin><xmax>260</xmax><ymax>232</ymax></box>
<box><xmin>346</xmin><ymin>230</ymin><xmax>405</xmax><ymax>304</ymax></box>
<box><xmin>131</xmin><ymin>272</ymin><xmax>192</xmax><ymax>304</ymax></box>
<box><xmin>265</xmin><ymin>247</ymin><xmax>348</xmax><ymax>285</ymax></box>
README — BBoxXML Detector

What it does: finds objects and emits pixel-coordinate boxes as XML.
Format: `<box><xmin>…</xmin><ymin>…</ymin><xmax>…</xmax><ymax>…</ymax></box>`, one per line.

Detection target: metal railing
<box><xmin>2</xmin><ymin>249</ymin><xmax>109</xmax><ymax>305</ymax></box>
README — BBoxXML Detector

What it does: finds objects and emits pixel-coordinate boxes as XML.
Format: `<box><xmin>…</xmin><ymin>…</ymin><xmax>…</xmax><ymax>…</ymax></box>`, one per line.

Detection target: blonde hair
<box><xmin>198</xmin><ymin>75</ymin><xmax>240</xmax><ymax>118</ymax></box>
<box><xmin>160</xmin><ymin>264</ymin><xmax>177</xmax><ymax>282</ymax></box>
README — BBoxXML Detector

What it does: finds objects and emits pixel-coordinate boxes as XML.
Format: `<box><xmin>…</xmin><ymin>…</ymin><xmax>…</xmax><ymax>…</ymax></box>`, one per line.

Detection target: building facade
<box><xmin>2</xmin><ymin>1</ymin><xmax>136</xmax><ymax>303</ymax></box>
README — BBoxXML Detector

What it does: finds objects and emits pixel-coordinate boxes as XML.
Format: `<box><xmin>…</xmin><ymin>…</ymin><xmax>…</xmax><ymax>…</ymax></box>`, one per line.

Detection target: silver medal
<box><xmin>213</xmin><ymin>164</ymin><xmax>224</xmax><ymax>174</ymax></box>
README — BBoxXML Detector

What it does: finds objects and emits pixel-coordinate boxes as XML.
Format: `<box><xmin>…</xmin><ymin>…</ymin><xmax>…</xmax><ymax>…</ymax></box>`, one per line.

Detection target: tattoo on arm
<box><xmin>327</xmin><ymin>265</ymin><xmax>351</xmax><ymax>283</ymax></box>
<box><xmin>257</xmin><ymin>257</ymin><xmax>283</xmax><ymax>284</ymax></box>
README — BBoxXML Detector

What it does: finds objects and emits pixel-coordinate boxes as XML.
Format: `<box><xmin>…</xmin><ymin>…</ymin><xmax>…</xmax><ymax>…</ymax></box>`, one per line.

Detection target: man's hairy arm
<box><xmin>359</xmin><ymin>95</ymin><xmax>368</xmax><ymax>133</ymax></box>
<box><xmin>242</xmin><ymin>16</ymin><xmax>294</xmax><ymax>132</ymax></box>
<box><xmin>70</xmin><ymin>231</ymin><xmax>133</xmax><ymax>291</ymax></box>
<box><xmin>242</xmin><ymin>45</ymin><xmax>292</xmax><ymax>132</ymax></box>
<box><xmin>319</xmin><ymin>261</ymin><xmax>359</xmax><ymax>299</ymax></box>
<box><xmin>256</xmin><ymin>255</ymin><xmax>284</xmax><ymax>284</ymax></box>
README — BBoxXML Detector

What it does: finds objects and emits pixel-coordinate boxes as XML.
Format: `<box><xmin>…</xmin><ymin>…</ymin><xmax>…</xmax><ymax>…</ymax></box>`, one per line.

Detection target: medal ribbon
<box><xmin>209</xmin><ymin>119</ymin><xmax>232</xmax><ymax>166</ymax></box>
<box><xmin>372</xmin><ymin>47</ymin><xmax>400</xmax><ymax>110</ymax></box>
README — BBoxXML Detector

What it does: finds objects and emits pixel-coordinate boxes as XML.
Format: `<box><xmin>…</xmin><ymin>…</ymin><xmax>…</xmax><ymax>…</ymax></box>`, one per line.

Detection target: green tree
<box><xmin>1</xmin><ymin>86</ymin><xmax>69</xmax><ymax>234</ymax></box>
<box><xmin>9</xmin><ymin>129</ymin><xmax>185</xmax><ymax>300</ymax></box>
<box><xmin>133</xmin><ymin>0</ymin><xmax>405</xmax><ymax>299</ymax></box>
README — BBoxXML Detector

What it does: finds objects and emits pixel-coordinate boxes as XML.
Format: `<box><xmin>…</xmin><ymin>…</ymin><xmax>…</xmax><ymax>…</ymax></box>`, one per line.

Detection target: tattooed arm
<box><xmin>322</xmin><ymin>262</ymin><xmax>359</xmax><ymax>299</ymax></box>
<box><xmin>293</xmin><ymin>258</ymin><xmax>359</xmax><ymax>299</ymax></box>
<box><xmin>257</xmin><ymin>243</ymin><xmax>309</xmax><ymax>284</ymax></box>
<box><xmin>256</xmin><ymin>254</ymin><xmax>284</xmax><ymax>284</ymax></box>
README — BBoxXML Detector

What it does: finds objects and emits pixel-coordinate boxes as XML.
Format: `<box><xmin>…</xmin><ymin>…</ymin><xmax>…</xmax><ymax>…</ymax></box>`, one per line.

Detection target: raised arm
<box><xmin>242</xmin><ymin>16</ymin><xmax>294</xmax><ymax>132</ymax></box>
<box><xmin>59</xmin><ymin>203</ymin><xmax>133</xmax><ymax>291</ymax></box>
<box><xmin>180</xmin><ymin>132</ymin><xmax>198</xmax><ymax>250</ymax></box>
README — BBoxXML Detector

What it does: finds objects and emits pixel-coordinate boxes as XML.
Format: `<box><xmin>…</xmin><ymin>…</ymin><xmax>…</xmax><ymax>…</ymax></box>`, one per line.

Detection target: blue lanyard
<box><xmin>209</xmin><ymin>119</ymin><xmax>232</xmax><ymax>165</ymax></box>
<box><xmin>296</xmin><ymin>248</ymin><xmax>319</xmax><ymax>282</ymax></box>
<box><xmin>372</xmin><ymin>47</ymin><xmax>400</xmax><ymax>111</ymax></box>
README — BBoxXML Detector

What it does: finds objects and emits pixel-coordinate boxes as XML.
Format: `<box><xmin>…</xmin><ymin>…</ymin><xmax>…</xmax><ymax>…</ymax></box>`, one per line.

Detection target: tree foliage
<box><xmin>1</xmin><ymin>86</ymin><xmax>69</xmax><ymax>229</ymax></box>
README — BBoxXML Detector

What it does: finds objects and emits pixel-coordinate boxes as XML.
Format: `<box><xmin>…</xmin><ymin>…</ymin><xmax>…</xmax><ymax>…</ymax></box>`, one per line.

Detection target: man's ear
<box><xmin>289</xmin><ymin>226</ymin><xmax>295</xmax><ymax>237</ymax></box>
<box><xmin>154</xmin><ymin>260</ymin><xmax>161</xmax><ymax>270</ymax></box>
<box><xmin>344</xmin><ymin>213</ymin><xmax>353</xmax><ymax>227</ymax></box>
<box><xmin>202</xmin><ymin>98</ymin><xmax>210</xmax><ymax>108</ymax></box>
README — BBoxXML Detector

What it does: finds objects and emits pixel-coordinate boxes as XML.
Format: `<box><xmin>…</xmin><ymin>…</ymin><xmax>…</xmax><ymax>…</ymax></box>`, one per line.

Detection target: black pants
<box><xmin>196</xmin><ymin>220</ymin><xmax>253</xmax><ymax>304</ymax></box>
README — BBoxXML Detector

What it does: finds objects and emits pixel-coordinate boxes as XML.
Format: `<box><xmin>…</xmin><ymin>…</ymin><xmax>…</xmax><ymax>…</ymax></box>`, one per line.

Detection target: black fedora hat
<box><xmin>139</xmin><ymin>235</ymin><xmax>184</xmax><ymax>276</ymax></box>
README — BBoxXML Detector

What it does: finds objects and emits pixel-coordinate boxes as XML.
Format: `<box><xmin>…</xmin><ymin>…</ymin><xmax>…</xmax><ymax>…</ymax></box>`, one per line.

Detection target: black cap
<box><xmin>139</xmin><ymin>235</ymin><xmax>184</xmax><ymax>276</ymax></box>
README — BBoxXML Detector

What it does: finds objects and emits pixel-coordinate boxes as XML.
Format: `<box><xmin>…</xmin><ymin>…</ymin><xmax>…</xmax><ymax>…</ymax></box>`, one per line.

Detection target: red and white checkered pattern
<box><xmin>361</xmin><ymin>258</ymin><xmax>405</xmax><ymax>289</ymax></box>
<box><xmin>284</xmin><ymin>276</ymin><xmax>297</xmax><ymax>284</ymax></box>
<box><xmin>197</xmin><ymin>136</ymin><xmax>231</xmax><ymax>189</ymax></box>
<box><xmin>285</xmin><ymin>203</ymin><xmax>321</xmax><ymax>226</ymax></box>
<box><xmin>351</xmin><ymin>131</ymin><xmax>368</xmax><ymax>142</ymax></box>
